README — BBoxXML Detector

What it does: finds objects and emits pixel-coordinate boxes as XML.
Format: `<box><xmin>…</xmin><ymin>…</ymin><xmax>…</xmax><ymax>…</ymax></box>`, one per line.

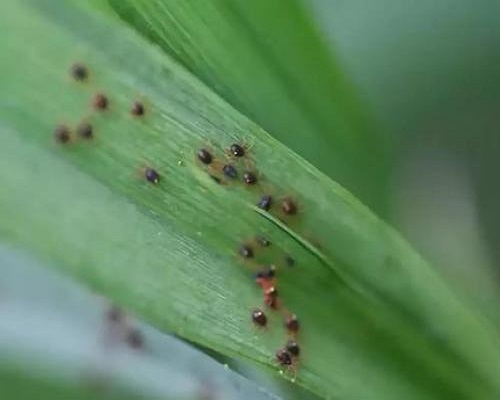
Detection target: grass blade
<box><xmin>108</xmin><ymin>0</ymin><xmax>390</xmax><ymax>214</ymax></box>
<box><xmin>0</xmin><ymin>1</ymin><xmax>498</xmax><ymax>399</ymax></box>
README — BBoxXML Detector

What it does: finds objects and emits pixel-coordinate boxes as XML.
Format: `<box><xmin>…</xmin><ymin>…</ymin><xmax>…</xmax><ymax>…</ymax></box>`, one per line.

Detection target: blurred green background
<box><xmin>310</xmin><ymin>0</ymin><xmax>500</xmax><ymax>320</ymax></box>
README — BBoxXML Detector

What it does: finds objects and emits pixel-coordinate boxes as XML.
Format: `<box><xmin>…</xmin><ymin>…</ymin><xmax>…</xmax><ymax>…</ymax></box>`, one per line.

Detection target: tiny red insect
<box><xmin>131</xmin><ymin>101</ymin><xmax>145</xmax><ymax>116</ymax></box>
<box><xmin>281</xmin><ymin>198</ymin><xmax>297</xmax><ymax>215</ymax></box>
<box><xmin>93</xmin><ymin>93</ymin><xmax>108</xmax><ymax>110</ymax></box>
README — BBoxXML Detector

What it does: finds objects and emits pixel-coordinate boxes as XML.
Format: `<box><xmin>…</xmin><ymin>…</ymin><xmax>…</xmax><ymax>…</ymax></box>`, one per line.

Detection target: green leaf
<box><xmin>108</xmin><ymin>0</ymin><xmax>391</xmax><ymax>215</ymax></box>
<box><xmin>0</xmin><ymin>243</ymin><xmax>280</xmax><ymax>400</ymax></box>
<box><xmin>0</xmin><ymin>1</ymin><xmax>499</xmax><ymax>399</ymax></box>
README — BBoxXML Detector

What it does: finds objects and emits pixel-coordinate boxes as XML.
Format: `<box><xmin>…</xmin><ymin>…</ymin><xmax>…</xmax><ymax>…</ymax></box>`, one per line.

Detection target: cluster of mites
<box><xmin>246</xmin><ymin>242</ymin><xmax>301</xmax><ymax>375</ymax></box>
<box><xmin>196</xmin><ymin>145</ymin><xmax>301</xmax><ymax>374</ymax></box>
<box><xmin>196</xmin><ymin>145</ymin><xmax>297</xmax><ymax>217</ymax></box>
<box><xmin>61</xmin><ymin>63</ymin><xmax>301</xmax><ymax>375</ymax></box>
<box><xmin>54</xmin><ymin>63</ymin><xmax>147</xmax><ymax>150</ymax></box>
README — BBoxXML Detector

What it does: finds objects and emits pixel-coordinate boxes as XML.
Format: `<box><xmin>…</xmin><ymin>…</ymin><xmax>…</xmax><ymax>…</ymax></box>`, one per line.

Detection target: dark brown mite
<box><xmin>282</xmin><ymin>198</ymin><xmax>297</xmax><ymax>215</ymax></box>
<box><xmin>285</xmin><ymin>314</ymin><xmax>300</xmax><ymax>332</ymax></box>
<box><xmin>77</xmin><ymin>121</ymin><xmax>93</xmax><ymax>139</ymax></box>
<box><xmin>145</xmin><ymin>168</ymin><xmax>160</xmax><ymax>184</ymax></box>
<box><xmin>93</xmin><ymin>93</ymin><xmax>108</xmax><ymax>110</ymax></box>
<box><xmin>54</xmin><ymin>125</ymin><xmax>70</xmax><ymax>144</ymax></box>
<box><xmin>131</xmin><ymin>101</ymin><xmax>145</xmax><ymax>116</ymax></box>
<box><xmin>223</xmin><ymin>164</ymin><xmax>238</xmax><ymax>179</ymax></box>
<box><xmin>257</xmin><ymin>195</ymin><xmax>272</xmax><ymax>211</ymax></box>
<box><xmin>71</xmin><ymin>63</ymin><xmax>88</xmax><ymax>81</ymax></box>
<box><xmin>286</xmin><ymin>340</ymin><xmax>300</xmax><ymax>357</ymax></box>
<box><xmin>126</xmin><ymin>328</ymin><xmax>144</xmax><ymax>349</ymax></box>
<box><xmin>251</xmin><ymin>309</ymin><xmax>267</xmax><ymax>327</ymax></box>
<box><xmin>243</xmin><ymin>171</ymin><xmax>257</xmax><ymax>185</ymax></box>
<box><xmin>197</xmin><ymin>148</ymin><xmax>213</xmax><ymax>165</ymax></box>
<box><xmin>255</xmin><ymin>265</ymin><xmax>276</xmax><ymax>280</ymax></box>
<box><xmin>230</xmin><ymin>143</ymin><xmax>245</xmax><ymax>157</ymax></box>
<box><xmin>256</xmin><ymin>235</ymin><xmax>271</xmax><ymax>247</ymax></box>
<box><xmin>276</xmin><ymin>348</ymin><xmax>293</xmax><ymax>366</ymax></box>
<box><xmin>239</xmin><ymin>244</ymin><xmax>253</xmax><ymax>258</ymax></box>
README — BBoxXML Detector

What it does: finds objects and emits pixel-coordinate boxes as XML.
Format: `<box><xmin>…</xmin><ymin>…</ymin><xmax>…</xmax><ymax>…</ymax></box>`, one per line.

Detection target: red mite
<box><xmin>285</xmin><ymin>314</ymin><xmax>300</xmax><ymax>333</ymax></box>
<box><xmin>255</xmin><ymin>266</ymin><xmax>276</xmax><ymax>289</ymax></box>
<box><xmin>243</xmin><ymin>171</ymin><xmax>257</xmax><ymax>185</ymax></box>
<box><xmin>264</xmin><ymin>286</ymin><xmax>279</xmax><ymax>309</ymax></box>
<box><xmin>131</xmin><ymin>101</ymin><xmax>145</xmax><ymax>116</ymax></box>
<box><xmin>281</xmin><ymin>198</ymin><xmax>297</xmax><ymax>215</ymax></box>
<box><xmin>251</xmin><ymin>309</ymin><xmax>267</xmax><ymax>327</ymax></box>
<box><xmin>93</xmin><ymin>93</ymin><xmax>108</xmax><ymax>110</ymax></box>
<box><xmin>255</xmin><ymin>265</ymin><xmax>276</xmax><ymax>280</ymax></box>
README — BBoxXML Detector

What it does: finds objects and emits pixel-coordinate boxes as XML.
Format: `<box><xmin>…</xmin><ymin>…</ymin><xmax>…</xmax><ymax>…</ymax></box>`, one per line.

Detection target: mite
<box><xmin>285</xmin><ymin>314</ymin><xmax>300</xmax><ymax>333</ymax></box>
<box><xmin>265</xmin><ymin>286</ymin><xmax>278</xmax><ymax>298</ymax></box>
<box><xmin>71</xmin><ymin>63</ymin><xmax>88</xmax><ymax>81</ymax></box>
<box><xmin>256</xmin><ymin>266</ymin><xmax>276</xmax><ymax>290</ymax></box>
<box><xmin>77</xmin><ymin>121</ymin><xmax>93</xmax><ymax>139</ymax></box>
<box><xmin>257</xmin><ymin>195</ymin><xmax>272</xmax><ymax>211</ymax></box>
<box><xmin>282</xmin><ymin>198</ymin><xmax>297</xmax><ymax>215</ymax></box>
<box><xmin>264</xmin><ymin>286</ymin><xmax>279</xmax><ymax>309</ymax></box>
<box><xmin>255</xmin><ymin>265</ymin><xmax>276</xmax><ymax>281</ymax></box>
<box><xmin>93</xmin><ymin>93</ymin><xmax>108</xmax><ymax>110</ymax></box>
<box><xmin>197</xmin><ymin>148</ymin><xmax>213</xmax><ymax>165</ymax></box>
<box><xmin>131</xmin><ymin>101</ymin><xmax>145</xmax><ymax>116</ymax></box>
<box><xmin>243</xmin><ymin>171</ymin><xmax>257</xmax><ymax>185</ymax></box>
<box><xmin>144</xmin><ymin>167</ymin><xmax>160</xmax><ymax>184</ymax></box>
<box><xmin>239</xmin><ymin>244</ymin><xmax>253</xmax><ymax>259</ymax></box>
<box><xmin>251</xmin><ymin>308</ymin><xmax>267</xmax><ymax>327</ymax></box>
<box><xmin>276</xmin><ymin>348</ymin><xmax>293</xmax><ymax>367</ymax></box>
<box><xmin>256</xmin><ymin>235</ymin><xmax>271</xmax><ymax>247</ymax></box>
<box><xmin>285</xmin><ymin>340</ymin><xmax>300</xmax><ymax>357</ymax></box>
<box><xmin>223</xmin><ymin>164</ymin><xmax>238</xmax><ymax>179</ymax></box>
<box><xmin>54</xmin><ymin>125</ymin><xmax>71</xmax><ymax>144</ymax></box>
<box><xmin>229</xmin><ymin>143</ymin><xmax>245</xmax><ymax>157</ymax></box>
